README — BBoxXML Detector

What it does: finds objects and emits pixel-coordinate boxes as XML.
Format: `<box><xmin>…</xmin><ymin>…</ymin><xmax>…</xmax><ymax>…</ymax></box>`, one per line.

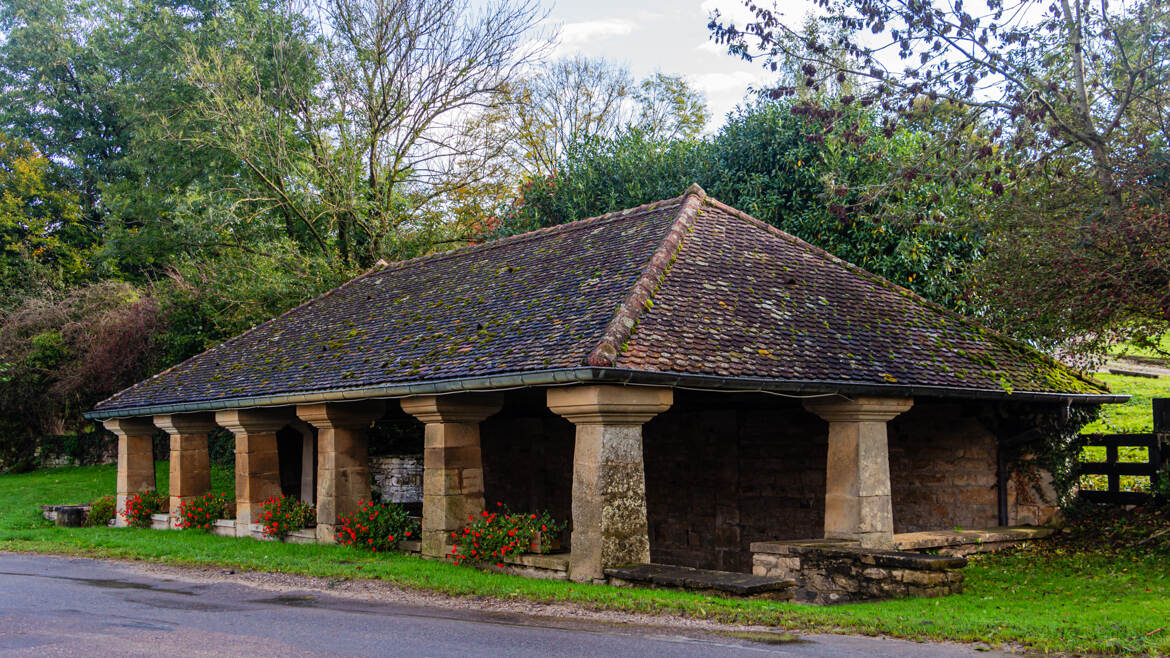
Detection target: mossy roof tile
<box><xmin>95</xmin><ymin>186</ymin><xmax>1106</xmax><ymax>414</ymax></box>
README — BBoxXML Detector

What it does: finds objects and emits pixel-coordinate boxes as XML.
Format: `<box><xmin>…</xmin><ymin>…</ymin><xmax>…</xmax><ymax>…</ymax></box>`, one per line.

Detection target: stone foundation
<box><xmin>751</xmin><ymin>539</ymin><xmax>967</xmax><ymax>604</ymax></box>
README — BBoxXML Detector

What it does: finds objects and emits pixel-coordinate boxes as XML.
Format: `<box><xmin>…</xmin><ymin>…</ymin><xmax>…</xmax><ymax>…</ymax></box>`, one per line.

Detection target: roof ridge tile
<box><xmin>584</xmin><ymin>184</ymin><xmax>706</xmax><ymax>366</ymax></box>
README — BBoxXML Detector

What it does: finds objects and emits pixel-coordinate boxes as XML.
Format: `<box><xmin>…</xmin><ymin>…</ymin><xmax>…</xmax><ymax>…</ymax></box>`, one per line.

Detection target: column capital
<box><xmin>401</xmin><ymin>393</ymin><xmax>502</xmax><ymax>424</ymax></box>
<box><xmin>102</xmin><ymin>417</ymin><xmax>157</xmax><ymax>438</ymax></box>
<box><xmin>547</xmin><ymin>385</ymin><xmax>672</xmax><ymax>425</ymax></box>
<box><xmin>215</xmin><ymin>407</ymin><xmax>294</xmax><ymax>434</ymax></box>
<box><xmin>297</xmin><ymin>400</ymin><xmax>384</xmax><ymax>430</ymax></box>
<box><xmin>153</xmin><ymin>412</ymin><xmax>218</xmax><ymax>435</ymax></box>
<box><xmin>803</xmin><ymin>396</ymin><xmax>913</xmax><ymax>423</ymax></box>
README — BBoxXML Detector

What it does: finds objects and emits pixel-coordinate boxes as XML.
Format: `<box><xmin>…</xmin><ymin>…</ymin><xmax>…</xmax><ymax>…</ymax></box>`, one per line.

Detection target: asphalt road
<box><xmin>0</xmin><ymin>554</ymin><xmax>1005</xmax><ymax>657</ymax></box>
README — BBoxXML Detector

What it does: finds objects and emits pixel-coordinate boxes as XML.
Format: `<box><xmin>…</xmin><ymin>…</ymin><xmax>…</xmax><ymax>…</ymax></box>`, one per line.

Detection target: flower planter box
<box><xmin>210</xmin><ymin>519</ymin><xmax>238</xmax><ymax>537</ymax></box>
<box><xmin>150</xmin><ymin>513</ymin><xmax>171</xmax><ymax>530</ymax></box>
<box><xmin>473</xmin><ymin>552</ymin><xmax>570</xmax><ymax>581</ymax></box>
<box><xmin>528</xmin><ymin>531</ymin><xmax>564</xmax><ymax>554</ymax></box>
<box><xmin>248</xmin><ymin>523</ymin><xmax>317</xmax><ymax>543</ymax></box>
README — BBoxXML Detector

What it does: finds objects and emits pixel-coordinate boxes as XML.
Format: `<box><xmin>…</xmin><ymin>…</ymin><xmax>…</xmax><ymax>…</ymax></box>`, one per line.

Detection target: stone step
<box><xmin>605</xmin><ymin>563</ymin><xmax>796</xmax><ymax>600</ymax></box>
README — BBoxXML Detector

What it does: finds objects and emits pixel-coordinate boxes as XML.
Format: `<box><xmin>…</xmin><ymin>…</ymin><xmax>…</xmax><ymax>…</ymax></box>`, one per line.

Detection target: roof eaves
<box><xmin>83</xmin><ymin>365</ymin><xmax>1129</xmax><ymax>420</ymax></box>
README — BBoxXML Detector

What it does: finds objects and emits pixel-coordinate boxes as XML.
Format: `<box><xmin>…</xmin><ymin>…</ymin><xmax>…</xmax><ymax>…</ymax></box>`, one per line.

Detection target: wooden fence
<box><xmin>1078</xmin><ymin>398</ymin><xmax>1168</xmax><ymax>505</ymax></box>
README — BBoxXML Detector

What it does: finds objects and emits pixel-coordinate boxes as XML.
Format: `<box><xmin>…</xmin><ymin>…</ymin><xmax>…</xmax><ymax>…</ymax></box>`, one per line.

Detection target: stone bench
<box><xmin>895</xmin><ymin>526</ymin><xmax>1054</xmax><ymax>556</ymax></box>
<box><xmin>605</xmin><ymin>563</ymin><xmax>796</xmax><ymax>601</ymax></box>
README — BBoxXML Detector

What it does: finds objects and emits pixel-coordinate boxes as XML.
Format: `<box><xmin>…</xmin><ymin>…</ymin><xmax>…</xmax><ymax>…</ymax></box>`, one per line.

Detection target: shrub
<box><xmin>174</xmin><ymin>492</ymin><xmax>234</xmax><ymax>531</ymax></box>
<box><xmin>448</xmin><ymin>502</ymin><xmax>567</xmax><ymax>567</ymax></box>
<box><xmin>119</xmin><ymin>490</ymin><xmax>167</xmax><ymax>528</ymax></box>
<box><xmin>256</xmin><ymin>495</ymin><xmax>315</xmax><ymax>539</ymax></box>
<box><xmin>86</xmin><ymin>494</ymin><xmax>116</xmax><ymax>527</ymax></box>
<box><xmin>336</xmin><ymin>500</ymin><xmax>419</xmax><ymax>552</ymax></box>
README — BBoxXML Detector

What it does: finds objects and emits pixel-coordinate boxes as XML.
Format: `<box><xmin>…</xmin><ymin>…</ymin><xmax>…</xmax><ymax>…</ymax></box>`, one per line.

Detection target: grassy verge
<box><xmin>2</xmin><ymin>464</ymin><xmax>1169</xmax><ymax>655</ymax></box>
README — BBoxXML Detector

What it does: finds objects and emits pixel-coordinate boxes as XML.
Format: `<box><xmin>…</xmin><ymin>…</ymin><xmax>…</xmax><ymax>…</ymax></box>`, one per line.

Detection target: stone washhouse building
<box><xmin>87</xmin><ymin>185</ymin><xmax>1122</xmax><ymax>592</ymax></box>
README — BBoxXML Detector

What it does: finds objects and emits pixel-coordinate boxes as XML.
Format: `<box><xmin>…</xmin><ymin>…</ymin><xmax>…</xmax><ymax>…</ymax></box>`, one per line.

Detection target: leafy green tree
<box><xmin>0</xmin><ymin>0</ymin><xmax>233</xmax><ymax>246</ymax></box>
<box><xmin>633</xmin><ymin>71</ymin><xmax>710</xmax><ymax>142</ymax></box>
<box><xmin>182</xmin><ymin>0</ymin><xmax>548</xmax><ymax>267</ymax></box>
<box><xmin>505</xmin><ymin>101</ymin><xmax>982</xmax><ymax>309</ymax></box>
<box><xmin>0</xmin><ymin>134</ymin><xmax>89</xmax><ymax>304</ymax></box>
<box><xmin>154</xmin><ymin>241</ymin><xmax>356</xmax><ymax>364</ymax></box>
<box><xmin>709</xmin><ymin>0</ymin><xmax>1170</xmax><ymax>352</ymax></box>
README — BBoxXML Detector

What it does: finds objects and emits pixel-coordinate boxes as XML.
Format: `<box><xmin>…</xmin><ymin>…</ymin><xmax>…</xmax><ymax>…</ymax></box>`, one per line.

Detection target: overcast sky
<box><xmin>541</xmin><ymin>0</ymin><xmax>815</xmax><ymax>132</ymax></box>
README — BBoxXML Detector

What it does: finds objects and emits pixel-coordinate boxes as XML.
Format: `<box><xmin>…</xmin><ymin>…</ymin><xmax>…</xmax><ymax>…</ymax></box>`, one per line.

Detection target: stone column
<box><xmin>401</xmin><ymin>394</ymin><xmax>503</xmax><ymax>558</ymax></box>
<box><xmin>297</xmin><ymin>401</ymin><xmax>384</xmax><ymax>542</ymax></box>
<box><xmin>803</xmin><ymin>396</ymin><xmax>913</xmax><ymax>550</ymax></box>
<box><xmin>547</xmin><ymin>385</ymin><xmax>672</xmax><ymax>583</ymax></box>
<box><xmin>103</xmin><ymin>417</ymin><xmax>158</xmax><ymax>526</ymax></box>
<box><xmin>216</xmin><ymin>408</ymin><xmax>292</xmax><ymax>534</ymax></box>
<box><xmin>154</xmin><ymin>413</ymin><xmax>216</xmax><ymax>522</ymax></box>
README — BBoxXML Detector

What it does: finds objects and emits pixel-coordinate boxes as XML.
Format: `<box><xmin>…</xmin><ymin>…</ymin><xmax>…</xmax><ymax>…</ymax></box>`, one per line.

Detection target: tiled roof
<box><xmin>94</xmin><ymin>186</ymin><xmax>1106</xmax><ymax>415</ymax></box>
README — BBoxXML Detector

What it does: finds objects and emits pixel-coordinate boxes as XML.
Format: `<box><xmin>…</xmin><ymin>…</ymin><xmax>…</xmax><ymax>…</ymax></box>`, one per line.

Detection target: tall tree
<box><xmin>709</xmin><ymin>0</ymin><xmax>1170</xmax><ymax>353</ymax></box>
<box><xmin>487</xmin><ymin>57</ymin><xmax>710</xmax><ymax>178</ymax></box>
<box><xmin>0</xmin><ymin>134</ymin><xmax>89</xmax><ymax>304</ymax></box>
<box><xmin>0</xmin><ymin>0</ymin><xmax>232</xmax><ymax>246</ymax></box>
<box><xmin>504</xmin><ymin>100</ymin><xmax>982</xmax><ymax>310</ymax></box>
<box><xmin>183</xmin><ymin>0</ymin><xmax>549</xmax><ymax>266</ymax></box>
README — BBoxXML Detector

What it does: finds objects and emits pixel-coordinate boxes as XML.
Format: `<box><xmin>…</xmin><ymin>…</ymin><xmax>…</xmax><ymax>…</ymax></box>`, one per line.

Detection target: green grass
<box><xmin>2</xmin><ymin>464</ymin><xmax>1169</xmax><ymax>655</ymax></box>
<box><xmin>1084</xmin><ymin>372</ymin><xmax>1170</xmax><ymax>434</ymax></box>
<box><xmin>1109</xmin><ymin>336</ymin><xmax>1170</xmax><ymax>359</ymax></box>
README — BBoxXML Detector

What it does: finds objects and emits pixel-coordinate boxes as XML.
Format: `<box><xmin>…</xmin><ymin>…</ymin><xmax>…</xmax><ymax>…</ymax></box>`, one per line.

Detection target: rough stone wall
<box><xmin>479</xmin><ymin>389</ymin><xmax>575</xmax><ymax>527</ymax></box>
<box><xmin>887</xmin><ymin>402</ymin><xmax>1000</xmax><ymax>533</ymax></box>
<box><xmin>1005</xmin><ymin>460</ymin><xmax>1060</xmax><ymax>526</ymax></box>
<box><xmin>642</xmin><ymin>395</ymin><xmax>826</xmax><ymax>573</ymax></box>
<box><xmin>752</xmin><ymin>542</ymin><xmax>966</xmax><ymax>604</ymax></box>
<box><xmin>369</xmin><ymin>455</ymin><xmax>423</xmax><ymax>503</ymax></box>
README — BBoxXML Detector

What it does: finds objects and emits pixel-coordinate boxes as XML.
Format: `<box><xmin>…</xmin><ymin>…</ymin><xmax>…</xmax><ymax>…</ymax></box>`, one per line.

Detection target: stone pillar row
<box><xmin>154</xmin><ymin>412</ymin><xmax>215</xmax><ymax>524</ymax></box>
<box><xmin>102</xmin><ymin>384</ymin><xmax>673</xmax><ymax>586</ymax></box>
<box><xmin>297</xmin><ymin>401</ymin><xmax>384</xmax><ymax>542</ymax></box>
<box><xmin>548</xmin><ymin>385</ymin><xmax>672</xmax><ymax>583</ymax></box>
<box><xmin>103</xmin><ymin>401</ymin><xmax>383</xmax><ymax>537</ymax></box>
<box><xmin>102</xmin><ymin>417</ymin><xmax>159</xmax><ymax>527</ymax></box>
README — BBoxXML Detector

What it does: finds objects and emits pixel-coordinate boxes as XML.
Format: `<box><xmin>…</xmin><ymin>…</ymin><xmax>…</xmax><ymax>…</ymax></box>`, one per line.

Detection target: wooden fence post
<box><xmin>1154</xmin><ymin>399</ymin><xmax>1168</xmax><ymax>485</ymax></box>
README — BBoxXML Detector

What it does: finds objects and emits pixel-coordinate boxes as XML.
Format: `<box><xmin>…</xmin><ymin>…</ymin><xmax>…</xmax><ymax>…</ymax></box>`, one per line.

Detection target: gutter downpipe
<box><xmin>84</xmin><ymin>367</ymin><xmax>1130</xmax><ymax>420</ymax></box>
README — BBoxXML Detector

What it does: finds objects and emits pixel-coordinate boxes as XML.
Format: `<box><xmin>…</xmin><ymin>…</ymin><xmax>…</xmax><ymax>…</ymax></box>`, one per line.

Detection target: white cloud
<box><xmin>696</xmin><ymin>38</ymin><xmax>727</xmax><ymax>56</ymax></box>
<box><xmin>692</xmin><ymin>70</ymin><xmax>768</xmax><ymax>96</ymax></box>
<box><xmin>556</xmin><ymin>18</ymin><xmax>639</xmax><ymax>48</ymax></box>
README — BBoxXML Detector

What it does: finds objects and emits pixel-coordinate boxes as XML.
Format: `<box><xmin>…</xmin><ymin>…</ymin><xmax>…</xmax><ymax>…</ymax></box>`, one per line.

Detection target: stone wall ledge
<box><xmin>461</xmin><ymin>552</ymin><xmax>571</xmax><ymax>581</ymax></box>
<box><xmin>894</xmin><ymin>526</ymin><xmax>1054</xmax><ymax>554</ymax></box>
<box><xmin>750</xmin><ymin>539</ymin><xmax>968</xmax><ymax>571</ymax></box>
